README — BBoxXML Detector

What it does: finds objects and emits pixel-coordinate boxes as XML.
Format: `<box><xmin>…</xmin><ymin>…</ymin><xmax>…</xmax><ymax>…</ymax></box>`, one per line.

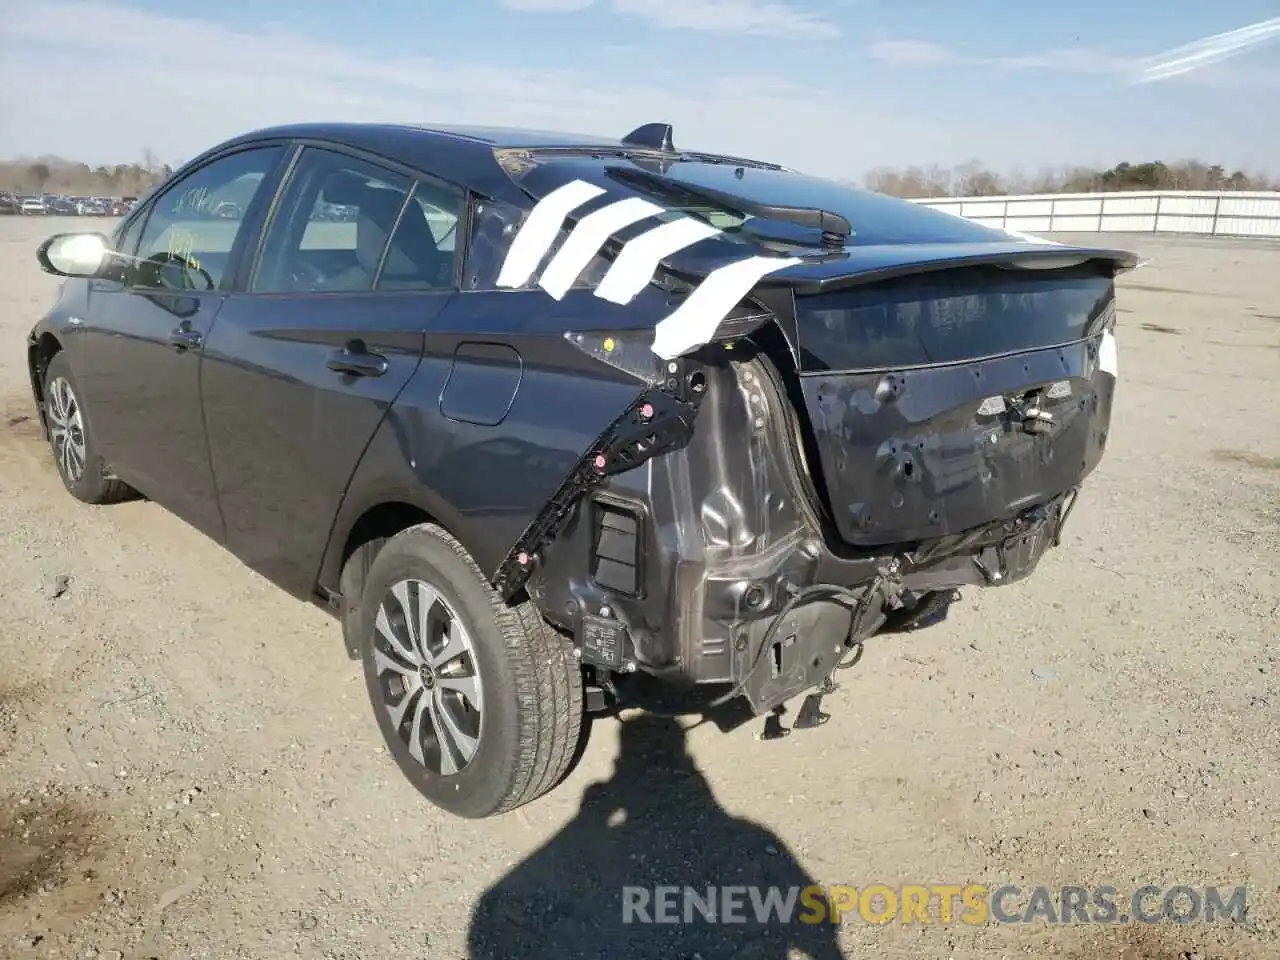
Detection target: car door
<box><xmin>200</xmin><ymin>144</ymin><xmax>465</xmax><ymax>596</ymax></box>
<box><xmin>73</xmin><ymin>144</ymin><xmax>290</xmax><ymax>540</ymax></box>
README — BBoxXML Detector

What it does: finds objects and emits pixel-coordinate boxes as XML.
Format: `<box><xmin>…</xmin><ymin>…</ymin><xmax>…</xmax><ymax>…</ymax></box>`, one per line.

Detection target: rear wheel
<box><xmin>357</xmin><ymin>523</ymin><xmax>585</xmax><ymax>818</ymax></box>
<box><xmin>42</xmin><ymin>352</ymin><xmax>133</xmax><ymax>504</ymax></box>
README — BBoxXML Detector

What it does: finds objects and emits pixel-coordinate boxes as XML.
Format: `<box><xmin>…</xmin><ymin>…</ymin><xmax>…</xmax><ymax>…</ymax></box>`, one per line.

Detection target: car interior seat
<box><xmin>321</xmin><ymin>173</ymin><xmax>450</xmax><ymax>291</ymax></box>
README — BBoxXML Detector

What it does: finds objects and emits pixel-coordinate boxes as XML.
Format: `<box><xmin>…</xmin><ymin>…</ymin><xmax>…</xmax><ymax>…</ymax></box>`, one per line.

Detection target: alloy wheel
<box><xmin>373</xmin><ymin>579</ymin><xmax>485</xmax><ymax>776</ymax></box>
<box><xmin>46</xmin><ymin>376</ymin><xmax>87</xmax><ymax>483</ymax></box>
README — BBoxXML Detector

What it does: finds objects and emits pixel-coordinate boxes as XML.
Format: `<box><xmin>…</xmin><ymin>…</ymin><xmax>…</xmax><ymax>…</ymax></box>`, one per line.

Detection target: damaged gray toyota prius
<box><xmin>27</xmin><ymin>121</ymin><xmax>1135</xmax><ymax>818</ymax></box>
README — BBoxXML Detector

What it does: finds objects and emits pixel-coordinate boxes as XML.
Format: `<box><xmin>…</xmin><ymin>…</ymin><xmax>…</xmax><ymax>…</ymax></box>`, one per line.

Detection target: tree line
<box><xmin>1</xmin><ymin>152</ymin><xmax>173</xmax><ymax>196</ymax></box>
<box><xmin>3</xmin><ymin>152</ymin><xmax>1275</xmax><ymax>201</ymax></box>
<box><xmin>859</xmin><ymin>159</ymin><xmax>1277</xmax><ymax>199</ymax></box>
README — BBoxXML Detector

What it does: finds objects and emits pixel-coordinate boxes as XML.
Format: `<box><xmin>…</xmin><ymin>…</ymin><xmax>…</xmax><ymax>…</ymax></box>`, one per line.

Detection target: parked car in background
<box><xmin>24</xmin><ymin>120</ymin><xmax>1134</xmax><ymax>820</ymax></box>
<box><xmin>0</xmin><ymin>192</ymin><xmax>18</xmax><ymax>214</ymax></box>
<box><xmin>19</xmin><ymin>197</ymin><xmax>46</xmax><ymax>215</ymax></box>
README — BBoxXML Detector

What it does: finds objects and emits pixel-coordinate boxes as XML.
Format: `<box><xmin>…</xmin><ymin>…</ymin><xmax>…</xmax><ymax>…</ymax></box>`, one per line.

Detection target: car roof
<box><xmin>233</xmin><ymin>121</ymin><xmax>650</xmax><ymax>151</ymax></box>
<box><xmin>193</xmin><ymin>121</ymin><xmax>772</xmax><ymax>208</ymax></box>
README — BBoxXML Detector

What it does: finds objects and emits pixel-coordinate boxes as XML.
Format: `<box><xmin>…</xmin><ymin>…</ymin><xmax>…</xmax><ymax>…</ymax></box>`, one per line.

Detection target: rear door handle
<box><xmin>327</xmin><ymin>343</ymin><xmax>388</xmax><ymax>378</ymax></box>
<box><xmin>169</xmin><ymin>322</ymin><xmax>203</xmax><ymax>351</ymax></box>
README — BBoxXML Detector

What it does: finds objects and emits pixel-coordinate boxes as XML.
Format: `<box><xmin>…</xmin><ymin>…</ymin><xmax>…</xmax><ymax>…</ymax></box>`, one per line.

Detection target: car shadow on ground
<box><xmin>466</xmin><ymin>712</ymin><xmax>846</xmax><ymax>960</ymax></box>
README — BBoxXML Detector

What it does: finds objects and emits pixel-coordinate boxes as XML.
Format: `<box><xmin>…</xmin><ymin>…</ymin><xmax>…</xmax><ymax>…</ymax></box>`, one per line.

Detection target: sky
<box><xmin>1</xmin><ymin>0</ymin><xmax>1278</xmax><ymax>181</ymax></box>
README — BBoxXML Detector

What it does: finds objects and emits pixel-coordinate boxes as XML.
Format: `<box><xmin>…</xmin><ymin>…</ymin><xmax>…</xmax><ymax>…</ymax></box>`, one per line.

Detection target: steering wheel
<box><xmin>141</xmin><ymin>251</ymin><xmax>215</xmax><ymax>292</ymax></box>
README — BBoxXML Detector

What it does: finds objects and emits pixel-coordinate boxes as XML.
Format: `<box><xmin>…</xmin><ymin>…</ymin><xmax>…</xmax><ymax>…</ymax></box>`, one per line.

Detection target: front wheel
<box><xmin>357</xmin><ymin>523</ymin><xmax>585</xmax><ymax>818</ymax></box>
<box><xmin>42</xmin><ymin>352</ymin><xmax>134</xmax><ymax>504</ymax></box>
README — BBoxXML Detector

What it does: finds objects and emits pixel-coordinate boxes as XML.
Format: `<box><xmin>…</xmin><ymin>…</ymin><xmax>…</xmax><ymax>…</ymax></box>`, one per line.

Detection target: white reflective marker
<box><xmin>650</xmin><ymin>255</ymin><xmax>802</xmax><ymax>360</ymax></box>
<box><xmin>595</xmin><ymin>217</ymin><xmax>723</xmax><ymax>305</ymax></box>
<box><xmin>538</xmin><ymin>197</ymin><xmax>664</xmax><ymax>300</ymax></box>
<box><xmin>495</xmin><ymin>179</ymin><xmax>606</xmax><ymax>289</ymax></box>
<box><xmin>1098</xmin><ymin>329</ymin><xmax>1118</xmax><ymax>376</ymax></box>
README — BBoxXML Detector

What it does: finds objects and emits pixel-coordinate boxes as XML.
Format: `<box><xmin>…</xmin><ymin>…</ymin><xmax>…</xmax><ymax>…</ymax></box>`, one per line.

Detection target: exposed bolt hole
<box><xmin>688</xmin><ymin>371</ymin><xmax>707</xmax><ymax>393</ymax></box>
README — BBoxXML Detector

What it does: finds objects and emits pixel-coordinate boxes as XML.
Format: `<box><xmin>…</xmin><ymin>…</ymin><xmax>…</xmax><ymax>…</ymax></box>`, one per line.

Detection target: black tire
<box><xmin>42</xmin><ymin>352</ymin><xmax>133</xmax><ymax>504</ymax></box>
<box><xmin>357</xmin><ymin>523</ymin><xmax>585</xmax><ymax>818</ymax></box>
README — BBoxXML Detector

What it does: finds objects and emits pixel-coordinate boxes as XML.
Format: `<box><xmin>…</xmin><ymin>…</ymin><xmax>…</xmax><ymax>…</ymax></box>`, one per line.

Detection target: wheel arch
<box><xmin>27</xmin><ymin>331</ymin><xmax>64</xmax><ymax>434</ymax></box>
<box><xmin>317</xmin><ymin>484</ymin><xmax>475</xmax><ymax>608</ymax></box>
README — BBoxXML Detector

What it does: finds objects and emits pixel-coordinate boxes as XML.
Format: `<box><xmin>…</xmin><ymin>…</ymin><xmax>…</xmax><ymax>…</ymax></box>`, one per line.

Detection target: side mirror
<box><xmin>37</xmin><ymin>232</ymin><xmax>112</xmax><ymax>278</ymax></box>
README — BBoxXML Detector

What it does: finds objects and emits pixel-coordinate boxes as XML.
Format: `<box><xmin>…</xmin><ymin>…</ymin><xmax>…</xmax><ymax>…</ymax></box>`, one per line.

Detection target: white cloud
<box><xmin>0</xmin><ymin>1</ymin><xmax>925</xmax><ymax>174</ymax></box>
<box><xmin>498</xmin><ymin>0</ymin><xmax>840</xmax><ymax>38</ymax></box>
<box><xmin>994</xmin><ymin>48</ymin><xmax>1133</xmax><ymax>74</ymax></box>
<box><xmin>867</xmin><ymin>39</ymin><xmax>956</xmax><ymax>66</ymax></box>
<box><xmin>870</xmin><ymin>37</ymin><xmax>1134</xmax><ymax>75</ymax></box>
<box><xmin>499</xmin><ymin>0</ymin><xmax>595</xmax><ymax>11</ymax></box>
<box><xmin>611</xmin><ymin>0</ymin><xmax>839</xmax><ymax>39</ymax></box>
<box><xmin>867</xmin><ymin>27</ymin><xmax>1280</xmax><ymax>88</ymax></box>
<box><xmin>1130</xmin><ymin>17</ymin><xmax>1280</xmax><ymax>83</ymax></box>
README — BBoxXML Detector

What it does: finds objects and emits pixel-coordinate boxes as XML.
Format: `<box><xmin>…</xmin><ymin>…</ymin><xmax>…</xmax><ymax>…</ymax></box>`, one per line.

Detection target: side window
<box><xmin>462</xmin><ymin>196</ymin><xmax>608</xmax><ymax>291</ymax></box>
<box><xmin>375</xmin><ymin>177</ymin><xmax>463</xmax><ymax>290</ymax></box>
<box><xmin>252</xmin><ymin>148</ymin><xmax>421</xmax><ymax>294</ymax></box>
<box><xmin>101</xmin><ymin>210</ymin><xmax>148</xmax><ymax>284</ymax></box>
<box><xmin>112</xmin><ymin>210</ymin><xmax>146</xmax><ymax>256</ymax></box>
<box><xmin>133</xmin><ymin>147</ymin><xmax>284</xmax><ymax>292</ymax></box>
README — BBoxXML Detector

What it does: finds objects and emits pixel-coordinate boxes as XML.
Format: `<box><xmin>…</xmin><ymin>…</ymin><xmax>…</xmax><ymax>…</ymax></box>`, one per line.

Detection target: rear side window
<box><xmin>252</xmin><ymin>148</ymin><xmax>411</xmax><ymax>293</ymax></box>
<box><xmin>252</xmin><ymin>147</ymin><xmax>463</xmax><ymax>294</ymax></box>
<box><xmin>377</xmin><ymin>177</ymin><xmax>464</xmax><ymax>290</ymax></box>
<box><xmin>462</xmin><ymin>196</ymin><xmax>609</xmax><ymax>292</ymax></box>
<box><xmin>795</xmin><ymin>265</ymin><xmax>1116</xmax><ymax>372</ymax></box>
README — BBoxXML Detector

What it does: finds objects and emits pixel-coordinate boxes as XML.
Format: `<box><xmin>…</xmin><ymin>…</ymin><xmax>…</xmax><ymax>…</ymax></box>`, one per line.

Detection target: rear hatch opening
<box><xmin>776</xmin><ymin>259</ymin><xmax>1120</xmax><ymax>550</ymax></box>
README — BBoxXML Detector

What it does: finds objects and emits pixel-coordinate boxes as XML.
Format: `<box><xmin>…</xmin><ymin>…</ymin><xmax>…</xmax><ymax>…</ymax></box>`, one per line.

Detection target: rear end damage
<box><xmin>484</xmin><ymin>159</ymin><xmax>1132</xmax><ymax>730</ymax></box>
<box><xmin>497</xmin><ymin>252</ymin><xmax>1123</xmax><ymax>733</ymax></box>
<box><xmin>540</xmin><ymin>374</ymin><xmax>1054</xmax><ymax>712</ymax></box>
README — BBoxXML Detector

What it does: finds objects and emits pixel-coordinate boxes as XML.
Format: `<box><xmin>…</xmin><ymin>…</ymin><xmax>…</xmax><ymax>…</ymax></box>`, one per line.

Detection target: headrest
<box><xmin>320</xmin><ymin>171</ymin><xmax>396</xmax><ymax>208</ymax></box>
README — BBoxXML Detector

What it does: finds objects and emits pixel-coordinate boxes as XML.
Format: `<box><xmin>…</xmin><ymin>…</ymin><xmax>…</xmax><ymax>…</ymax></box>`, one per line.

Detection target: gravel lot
<box><xmin>1</xmin><ymin>218</ymin><xmax>1277</xmax><ymax>960</ymax></box>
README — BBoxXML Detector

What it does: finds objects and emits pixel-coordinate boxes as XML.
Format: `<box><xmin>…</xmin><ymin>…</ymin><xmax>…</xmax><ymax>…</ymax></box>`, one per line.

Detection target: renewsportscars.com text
<box><xmin>621</xmin><ymin>884</ymin><xmax>1248</xmax><ymax>926</ymax></box>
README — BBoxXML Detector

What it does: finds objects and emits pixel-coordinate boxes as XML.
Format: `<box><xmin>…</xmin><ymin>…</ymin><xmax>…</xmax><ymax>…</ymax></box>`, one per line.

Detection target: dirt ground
<box><xmin>0</xmin><ymin>217</ymin><xmax>1276</xmax><ymax>960</ymax></box>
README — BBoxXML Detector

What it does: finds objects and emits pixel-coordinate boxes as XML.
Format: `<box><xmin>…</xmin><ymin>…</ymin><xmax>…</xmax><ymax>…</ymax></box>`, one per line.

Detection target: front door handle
<box><xmin>169</xmin><ymin>322</ymin><xmax>202</xmax><ymax>351</ymax></box>
<box><xmin>326</xmin><ymin>342</ymin><xmax>388</xmax><ymax>378</ymax></box>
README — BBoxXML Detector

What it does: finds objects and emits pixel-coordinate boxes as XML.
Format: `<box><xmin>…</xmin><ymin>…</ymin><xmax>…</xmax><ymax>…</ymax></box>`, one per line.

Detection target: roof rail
<box><xmin>621</xmin><ymin>123</ymin><xmax>675</xmax><ymax>152</ymax></box>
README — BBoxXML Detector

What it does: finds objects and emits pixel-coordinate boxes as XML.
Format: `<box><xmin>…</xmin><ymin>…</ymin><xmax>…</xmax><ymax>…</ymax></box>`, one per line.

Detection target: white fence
<box><xmin>913</xmin><ymin>191</ymin><xmax>1280</xmax><ymax>239</ymax></box>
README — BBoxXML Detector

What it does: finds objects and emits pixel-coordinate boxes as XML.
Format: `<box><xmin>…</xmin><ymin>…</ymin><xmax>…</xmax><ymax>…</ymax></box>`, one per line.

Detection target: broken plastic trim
<box><xmin>492</xmin><ymin>353</ymin><xmax>709</xmax><ymax>600</ymax></box>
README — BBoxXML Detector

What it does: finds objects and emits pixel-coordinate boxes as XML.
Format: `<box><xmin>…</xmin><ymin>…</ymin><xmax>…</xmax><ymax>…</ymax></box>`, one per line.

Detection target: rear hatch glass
<box><xmin>794</xmin><ymin>263</ymin><xmax>1116</xmax><ymax>372</ymax></box>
